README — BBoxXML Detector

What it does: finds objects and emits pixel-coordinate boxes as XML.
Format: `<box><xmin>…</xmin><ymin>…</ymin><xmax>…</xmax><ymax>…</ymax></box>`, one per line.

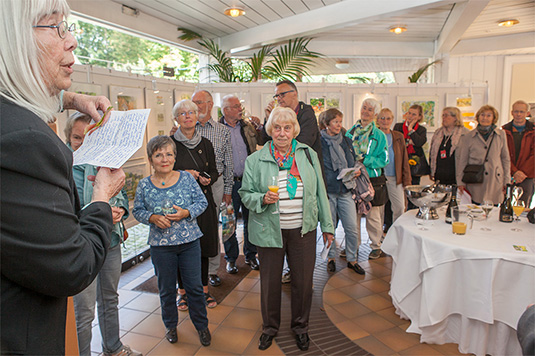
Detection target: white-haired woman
<box><xmin>0</xmin><ymin>1</ymin><xmax>124</xmax><ymax>354</ymax></box>
<box><xmin>239</xmin><ymin>107</ymin><xmax>334</xmax><ymax>352</ymax></box>
<box><xmin>346</xmin><ymin>98</ymin><xmax>389</xmax><ymax>260</ymax></box>
<box><xmin>170</xmin><ymin>99</ymin><xmax>219</xmax><ymax>311</ymax></box>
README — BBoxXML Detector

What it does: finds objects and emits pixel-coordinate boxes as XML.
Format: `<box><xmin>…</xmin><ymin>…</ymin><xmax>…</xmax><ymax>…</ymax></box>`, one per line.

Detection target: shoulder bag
<box><xmin>462</xmin><ymin>132</ymin><xmax>495</xmax><ymax>184</ymax></box>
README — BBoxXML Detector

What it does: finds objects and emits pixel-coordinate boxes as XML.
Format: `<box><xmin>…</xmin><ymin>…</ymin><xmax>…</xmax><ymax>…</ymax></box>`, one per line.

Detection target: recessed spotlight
<box><xmin>335</xmin><ymin>60</ymin><xmax>350</xmax><ymax>70</ymax></box>
<box><xmin>224</xmin><ymin>6</ymin><xmax>246</xmax><ymax>17</ymax></box>
<box><xmin>498</xmin><ymin>19</ymin><xmax>519</xmax><ymax>27</ymax></box>
<box><xmin>389</xmin><ymin>26</ymin><xmax>407</xmax><ymax>34</ymax></box>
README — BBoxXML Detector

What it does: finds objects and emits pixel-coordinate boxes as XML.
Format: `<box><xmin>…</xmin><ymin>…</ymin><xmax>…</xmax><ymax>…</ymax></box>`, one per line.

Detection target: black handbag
<box><xmin>369</xmin><ymin>173</ymin><xmax>388</xmax><ymax>206</ymax></box>
<box><xmin>408</xmin><ymin>152</ymin><xmax>431</xmax><ymax>177</ymax></box>
<box><xmin>462</xmin><ymin>133</ymin><xmax>495</xmax><ymax>184</ymax></box>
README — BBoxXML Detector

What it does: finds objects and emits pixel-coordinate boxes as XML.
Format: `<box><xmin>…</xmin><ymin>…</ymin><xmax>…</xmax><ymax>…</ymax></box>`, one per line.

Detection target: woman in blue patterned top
<box><xmin>133</xmin><ymin>135</ymin><xmax>211</xmax><ymax>347</ymax></box>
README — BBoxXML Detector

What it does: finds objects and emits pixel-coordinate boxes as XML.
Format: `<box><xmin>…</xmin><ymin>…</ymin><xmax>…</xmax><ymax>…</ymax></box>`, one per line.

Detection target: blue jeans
<box><xmin>151</xmin><ymin>240</ymin><xmax>208</xmax><ymax>331</ymax></box>
<box><xmin>224</xmin><ymin>179</ymin><xmax>257</xmax><ymax>262</ymax></box>
<box><xmin>73</xmin><ymin>244</ymin><xmax>122</xmax><ymax>356</ymax></box>
<box><xmin>327</xmin><ymin>192</ymin><xmax>361</xmax><ymax>263</ymax></box>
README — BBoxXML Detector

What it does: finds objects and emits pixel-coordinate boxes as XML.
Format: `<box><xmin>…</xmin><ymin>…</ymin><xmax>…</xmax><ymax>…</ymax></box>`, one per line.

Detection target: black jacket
<box><xmin>1</xmin><ymin>97</ymin><xmax>112</xmax><ymax>355</ymax></box>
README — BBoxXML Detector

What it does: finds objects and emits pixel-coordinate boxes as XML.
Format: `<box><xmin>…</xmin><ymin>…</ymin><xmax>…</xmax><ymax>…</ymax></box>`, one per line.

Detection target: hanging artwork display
<box><xmin>397</xmin><ymin>95</ymin><xmax>439</xmax><ymax>132</ymax></box>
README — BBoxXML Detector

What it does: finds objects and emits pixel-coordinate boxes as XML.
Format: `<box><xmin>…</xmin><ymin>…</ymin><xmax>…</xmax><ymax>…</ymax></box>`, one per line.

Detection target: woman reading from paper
<box><xmin>0</xmin><ymin>1</ymin><xmax>125</xmax><ymax>354</ymax></box>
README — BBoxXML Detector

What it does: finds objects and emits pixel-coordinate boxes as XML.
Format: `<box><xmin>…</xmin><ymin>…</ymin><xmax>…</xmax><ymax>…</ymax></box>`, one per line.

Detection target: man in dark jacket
<box><xmin>220</xmin><ymin>95</ymin><xmax>262</xmax><ymax>272</ymax></box>
<box><xmin>502</xmin><ymin>100</ymin><xmax>534</xmax><ymax>207</ymax></box>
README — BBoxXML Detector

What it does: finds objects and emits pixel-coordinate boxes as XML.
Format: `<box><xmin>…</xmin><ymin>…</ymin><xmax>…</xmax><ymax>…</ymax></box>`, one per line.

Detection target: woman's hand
<box><xmin>187</xmin><ymin>170</ymin><xmax>199</xmax><ymax>179</ymax></box>
<box><xmin>323</xmin><ymin>232</ymin><xmax>334</xmax><ymax>249</ymax></box>
<box><xmin>111</xmin><ymin>207</ymin><xmax>125</xmax><ymax>224</ymax></box>
<box><xmin>263</xmin><ymin>190</ymin><xmax>279</xmax><ymax>205</ymax></box>
<box><xmin>90</xmin><ymin>168</ymin><xmax>125</xmax><ymax>203</ymax></box>
<box><xmin>198</xmin><ymin>176</ymin><xmax>211</xmax><ymax>186</ymax></box>
<box><xmin>166</xmin><ymin>205</ymin><xmax>190</xmax><ymax>222</ymax></box>
<box><xmin>149</xmin><ymin>214</ymin><xmax>171</xmax><ymax>229</ymax></box>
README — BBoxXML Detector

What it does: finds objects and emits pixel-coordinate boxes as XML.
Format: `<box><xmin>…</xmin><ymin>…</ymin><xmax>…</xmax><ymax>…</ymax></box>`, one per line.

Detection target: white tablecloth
<box><xmin>382</xmin><ymin>207</ymin><xmax>535</xmax><ymax>356</ymax></box>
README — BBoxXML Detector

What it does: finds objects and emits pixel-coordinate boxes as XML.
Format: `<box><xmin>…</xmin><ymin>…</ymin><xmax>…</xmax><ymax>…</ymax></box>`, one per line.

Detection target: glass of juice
<box><xmin>451</xmin><ymin>206</ymin><xmax>473</xmax><ymax>235</ymax></box>
<box><xmin>268</xmin><ymin>175</ymin><xmax>279</xmax><ymax>214</ymax></box>
<box><xmin>512</xmin><ymin>200</ymin><xmax>525</xmax><ymax>232</ymax></box>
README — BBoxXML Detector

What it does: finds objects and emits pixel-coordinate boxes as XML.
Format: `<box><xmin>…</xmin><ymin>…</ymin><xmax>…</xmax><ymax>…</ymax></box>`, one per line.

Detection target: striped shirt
<box><xmin>277</xmin><ymin>170</ymin><xmax>304</xmax><ymax>229</ymax></box>
<box><xmin>196</xmin><ymin>118</ymin><xmax>234</xmax><ymax>195</ymax></box>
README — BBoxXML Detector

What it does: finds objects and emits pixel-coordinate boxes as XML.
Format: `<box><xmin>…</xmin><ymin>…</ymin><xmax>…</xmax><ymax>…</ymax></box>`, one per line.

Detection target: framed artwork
<box><xmin>397</xmin><ymin>96</ymin><xmax>439</xmax><ymax>132</ymax></box>
<box><xmin>173</xmin><ymin>89</ymin><xmax>191</xmax><ymax>104</ymax></box>
<box><xmin>70</xmin><ymin>82</ymin><xmax>102</xmax><ymax>96</ymax></box>
<box><xmin>306</xmin><ymin>92</ymin><xmax>342</xmax><ymax>120</ymax></box>
<box><xmin>122</xmin><ymin>161</ymin><xmax>149</xmax><ymax>228</ymax></box>
<box><xmin>446</xmin><ymin>93</ymin><xmax>484</xmax><ymax>130</ymax></box>
<box><xmin>145</xmin><ymin>89</ymin><xmax>174</xmax><ymax>141</ymax></box>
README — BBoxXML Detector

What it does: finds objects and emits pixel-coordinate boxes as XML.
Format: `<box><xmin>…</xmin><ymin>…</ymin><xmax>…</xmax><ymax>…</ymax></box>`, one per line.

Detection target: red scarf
<box><xmin>403</xmin><ymin>121</ymin><xmax>419</xmax><ymax>154</ymax></box>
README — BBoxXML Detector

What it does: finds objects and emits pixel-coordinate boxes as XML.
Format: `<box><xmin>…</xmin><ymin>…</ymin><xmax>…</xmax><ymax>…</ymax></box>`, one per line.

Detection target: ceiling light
<box><xmin>389</xmin><ymin>26</ymin><xmax>407</xmax><ymax>34</ymax></box>
<box><xmin>335</xmin><ymin>60</ymin><xmax>350</xmax><ymax>70</ymax></box>
<box><xmin>498</xmin><ymin>19</ymin><xmax>519</xmax><ymax>27</ymax></box>
<box><xmin>224</xmin><ymin>6</ymin><xmax>246</xmax><ymax>17</ymax></box>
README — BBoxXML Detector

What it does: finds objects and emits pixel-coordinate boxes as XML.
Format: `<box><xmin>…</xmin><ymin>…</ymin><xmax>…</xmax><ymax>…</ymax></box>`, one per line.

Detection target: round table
<box><xmin>382</xmin><ymin>207</ymin><xmax>535</xmax><ymax>356</ymax></box>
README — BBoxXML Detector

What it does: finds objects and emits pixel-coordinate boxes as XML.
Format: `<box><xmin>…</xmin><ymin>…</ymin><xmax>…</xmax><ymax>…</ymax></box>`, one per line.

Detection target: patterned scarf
<box><xmin>348</xmin><ymin>120</ymin><xmax>373</xmax><ymax>161</ymax></box>
<box><xmin>270</xmin><ymin>139</ymin><xmax>301</xmax><ymax>199</ymax></box>
<box><xmin>477</xmin><ymin>124</ymin><xmax>496</xmax><ymax>141</ymax></box>
<box><xmin>320</xmin><ymin>129</ymin><xmax>347</xmax><ymax>172</ymax></box>
<box><xmin>402</xmin><ymin>121</ymin><xmax>419</xmax><ymax>154</ymax></box>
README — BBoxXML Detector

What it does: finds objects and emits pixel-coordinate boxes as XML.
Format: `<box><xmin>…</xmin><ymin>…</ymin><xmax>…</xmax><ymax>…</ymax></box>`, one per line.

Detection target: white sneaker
<box><xmin>103</xmin><ymin>345</ymin><xmax>142</xmax><ymax>356</ymax></box>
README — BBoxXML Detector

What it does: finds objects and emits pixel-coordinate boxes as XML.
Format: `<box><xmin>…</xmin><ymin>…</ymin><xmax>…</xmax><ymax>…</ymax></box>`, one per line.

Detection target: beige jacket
<box><xmin>455</xmin><ymin>127</ymin><xmax>511</xmax><ymax>204</ymax></box>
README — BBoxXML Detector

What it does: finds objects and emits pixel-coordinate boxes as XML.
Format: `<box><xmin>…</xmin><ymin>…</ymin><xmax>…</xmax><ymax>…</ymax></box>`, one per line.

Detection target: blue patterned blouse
<box><xmin>133</xmin><ymin>171</ymin><xmax>208</xmax><ymax>246</ymax></box>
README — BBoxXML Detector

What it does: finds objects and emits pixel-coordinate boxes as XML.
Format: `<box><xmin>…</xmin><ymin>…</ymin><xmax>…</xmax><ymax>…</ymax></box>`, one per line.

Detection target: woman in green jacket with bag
<box><xmin>239</xmin><ymin>107</ymin><xmax>334</xmax><ymax>352</ymax></box>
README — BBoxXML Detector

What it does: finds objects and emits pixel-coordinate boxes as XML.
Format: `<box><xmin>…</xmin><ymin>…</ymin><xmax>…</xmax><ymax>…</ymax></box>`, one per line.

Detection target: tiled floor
<box><xmin>88</xmin><ymin>220</ymin><xmax>469</xmax><ymax>356</ymax></box>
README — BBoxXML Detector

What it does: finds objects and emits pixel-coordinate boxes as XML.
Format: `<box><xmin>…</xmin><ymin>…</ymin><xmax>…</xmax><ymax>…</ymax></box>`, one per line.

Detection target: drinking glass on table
<box><xmin>268</xmin><ymin>175</ymin><xmax>279</xmax><ymax>214</ymax></box>
<box><xmin>418</xmin><ymin>204</ymin><xmax>430</xmax><ymax>231</ymax></box>
<box><xmin>451</xmin><ymin>206</ymin><xmax>473</xmax><ymax>235</ymax></box>
<box><xmin>512</xmin><ymin>200</ymin><xmax>525</xmax><ymax>232</ymax></box>
<box><xmin>481</xmin><ymin>200</ymin><xmax>493</xmax><ymax>231</ymax></box>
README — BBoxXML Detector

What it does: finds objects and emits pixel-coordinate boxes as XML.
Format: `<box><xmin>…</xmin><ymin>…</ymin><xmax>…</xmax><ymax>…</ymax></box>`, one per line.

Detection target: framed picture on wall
<box><xmin>306</xmin><ymin>92</ymin><xmax>343</xmax><ymax>120</ymax></box>
<box><xmin>397</xmin><ymin>95</ymin><xmax>439</xmax><ymax>132</ymax></box>
<box><xmin>145</xmin><ymin>89</ymin><xmax>174</xmax><ymax>141</ymax></box>
<box><xmin>122</xmin><ymin>160</ymin><xmax>149</xmax><ymax>228</ymax></box>
<box><xmin>446</xmin><ymin>93</ymin><xmax>484</xmax><ymax>130</ymax></box>
<box><xmin>70</xmin><ymin>82</ymin><xmax>102</xmax><ymax>96</ymax></box>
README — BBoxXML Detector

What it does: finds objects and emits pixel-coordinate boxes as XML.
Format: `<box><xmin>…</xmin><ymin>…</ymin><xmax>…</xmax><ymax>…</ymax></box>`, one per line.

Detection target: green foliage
<box><xmin>348</xmin><ymin>76</ymin><xmax>371</xmax><ymax>83</ymax></box>
<box><xmin>74</xmin><ymin>20</ymin><xmax>198</xmax><ymax>82</ymax></box>
<box><xmin>177</xmin><ymin>27</ymin><xmax>202</xmax><ymax>41</ymax></box>
<box><xmin>263</xmin><ymin>38</ymin><xmax>322</xmax><ymax>82</ymax></box>
<box><xmin>248</xmin><ymin>45</ymin><xmax>274</xmax><ymax>81</ymax></box>
<box><xmin>408</xmin><ymin>60</ymin><xmax>441</xmax><ymax>83</ymax></box>
<box><xmin>198</xmin><ymin>39</ymin><xmax>244</xmax><ymax>82</ymax></box>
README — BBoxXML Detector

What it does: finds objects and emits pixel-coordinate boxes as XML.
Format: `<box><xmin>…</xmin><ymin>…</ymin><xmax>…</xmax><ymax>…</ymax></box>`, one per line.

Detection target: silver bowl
<box><xmin>405</xmin><ymin>184</ymin><xmax>453</xmax><ymax>219</ymax></box>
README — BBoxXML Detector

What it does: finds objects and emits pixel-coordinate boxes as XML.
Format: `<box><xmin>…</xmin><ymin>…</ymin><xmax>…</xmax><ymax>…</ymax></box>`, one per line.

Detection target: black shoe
<box><xmin>295</xmin><ymin>333</ymin><xmax>310</xmax><ymax>351</ymax></box>
<box><xmin>198</xmin><ymin>328</ymin><xmax>211</xmax><ymax>346</ymax></box>
<box><xmin>258</xmin><ymin>333</ymin><xmax>274</xmax><ymax>350</ymax></box>
<box><xmin>226</xmin><ymin>261</ymin><xmax>238</xmax><ymax>274</ymax></box>
<box><xmin>209</xmin><ymin>274</ymin><xmax>221</xmax><ymax>287</ymax></box>
<box><xmin>347</xmin><ymin>262</ymin><xmax>365</xmax><ymax>275</ymax></box>
<box><xmin>245</xmin><ymin>258</ymin><xmax>259</xmax><ymax>270</ymax></box>
<box><xmin>327</xmin><ymin>260</ymin><xmax>336</xmax><ymax>272</ymax></box>
<box><xmin>165</xmin><ymin>328</ymin><xmax>177</xmax><ymax>343</ymax></box>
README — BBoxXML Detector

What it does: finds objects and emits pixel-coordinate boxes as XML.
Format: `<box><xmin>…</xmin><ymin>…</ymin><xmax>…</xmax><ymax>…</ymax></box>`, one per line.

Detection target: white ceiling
<box><xmin>68</xmin><ymin>0</ymin><xmax>535</xmax><ymax>75</ymax></box>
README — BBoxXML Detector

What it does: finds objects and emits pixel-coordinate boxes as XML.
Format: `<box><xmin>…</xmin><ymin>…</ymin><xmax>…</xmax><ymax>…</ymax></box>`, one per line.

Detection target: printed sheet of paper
<box><xmin>73</xmin><ymin>109</ymin><xmax>150</xmax><ymax>168</ymax></box>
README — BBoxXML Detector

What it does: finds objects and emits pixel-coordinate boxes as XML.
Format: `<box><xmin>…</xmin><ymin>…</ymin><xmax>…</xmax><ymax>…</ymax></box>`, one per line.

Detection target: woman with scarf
<box><xmin>320</xmin><ymin>109</ymin><xmax>365</xmax><ymax>275</ymax></box>
<box><xmin>170</xmin><ymin>99</ymin><xmax>219</xmax><ymax>311</ymax></box>
<box><xmin>394</xmin><ymin>104</ymin><xmax>429</xmax><ymax>186</ymax></box>
<box><xmin>429</xmin><ymin>107</ymin><xmax>468</xmax><ymax>185</ymax></box>
<box><xmin>239</xmin><ymin>107</ymin><xmax>333</xmax><ymax>352</ymax></box>
<box><xmin>346</xmin><ymin>98</ymin><xmax>389</xmax><ymax>260</ymax></box>
<box><xmin>456</xmin><ymin>105</ymin><xmax>510</xmax><ymax>204</ymax></box>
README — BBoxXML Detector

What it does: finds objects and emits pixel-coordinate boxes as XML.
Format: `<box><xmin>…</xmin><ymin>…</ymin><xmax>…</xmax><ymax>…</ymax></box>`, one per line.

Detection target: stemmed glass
<box><xmin>161</xmin><ymin>198</ymin><xmax>175</xmax><ymax>234</ymax></box>
<box><xmin>480</xmin><ymin>200</ymin><xmax>493</xmax><ymax>231</ymax></box>
<box><xmin>511</xmin><ymin>200</ymin><xmax>525</xmax><ymax>232</ymax></box>
<box><xmin>268</xmin><ymin>176</ymin><xmax>279</xmax><ymax>214</ymax></box>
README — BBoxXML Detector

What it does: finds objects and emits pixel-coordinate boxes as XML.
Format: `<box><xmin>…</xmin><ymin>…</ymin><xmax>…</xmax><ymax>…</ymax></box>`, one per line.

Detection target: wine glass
<box><xmin>480</xmin><ymin>200</ymin><xmax>493</xmax><ymax>231</ymax></box>
<box><xmin>268</xmin><ymin>175</ymin><xmax>279</xmax><ymax>214</ymax></box>
<box><xmin>511</xmin><ymin>200</ymin><xmax>525</xmax><ymax>232</ymax></box>
<box><xmin>161</xmin><ymin>198</ymin><xmax>175</xmax><ymax>233</ymax></box>
<box><xmin>513</xmin><ymin>186</ymin><xmax>524</xmax><ymax>204</ymax></box>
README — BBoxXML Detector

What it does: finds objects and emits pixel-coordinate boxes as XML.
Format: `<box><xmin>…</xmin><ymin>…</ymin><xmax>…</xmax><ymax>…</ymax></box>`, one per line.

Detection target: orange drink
<box><xmin>452</xmin><ymin>221</ymin><xmax>467</xmax><ymax>235</ymax></box>
<box><xmin>268</xmin><ymin>185</ymin><xmax>279</xmax><ymax>193</ymax></box>
<box><xmin>513</xmin><ymin>205</ymin><xmax>524</xmax><ymax>217</ymax></box>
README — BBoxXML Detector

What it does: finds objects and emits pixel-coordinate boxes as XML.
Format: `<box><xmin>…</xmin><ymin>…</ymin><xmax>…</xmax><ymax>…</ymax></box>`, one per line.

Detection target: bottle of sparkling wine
<box><xmin>499</xmin><ymin>184</ymin><xmax>514</xmax><ymax>223</ymax></box>
<box><xmin>445</xmin><ymin>185</ymin><xmax>458</xmax><ymax>224</ymax></box>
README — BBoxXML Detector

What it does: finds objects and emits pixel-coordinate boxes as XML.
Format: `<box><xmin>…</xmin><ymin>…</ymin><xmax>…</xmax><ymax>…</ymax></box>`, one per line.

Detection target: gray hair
<box><xmin>361</xmin><ymin>98</ymin><xmax>381</xmax><ymax>116</ymax></box>
<box><xmin>147</xmin><ymin>135</ymin><xmax>177</xmax><ymax>160</ymax></box>
<box><xmin>512</xmin><ymin>100</ymin><xmax>529</xmax><ymax>111</ymax></box>
<box><xmin>265</xmin><ymin>107</ymin><xmax>301</xmax><ymax>138</ymax></box>
<box><xmin>172</xmin><ymin>99</ymin><xmax>198</xmax><ymax>118</ymax></box>
<box><xmin>64</xmin><ymin>111</ymin><xmax>92</xmax><ymax>144</ymax></box>
<box><xmin>221</xmin><ymin>94</ymin><xmax>239</xmax><ymax>109</ymax></box>
<box><xmin>192</xmin><ymin>90</ymin><xmax>213</xmax><ymax>102</ymax></box>
<box><xmin>0</xmin><ymin>0</ymin><xmax>71</xmax><ymax>123</ymax></box>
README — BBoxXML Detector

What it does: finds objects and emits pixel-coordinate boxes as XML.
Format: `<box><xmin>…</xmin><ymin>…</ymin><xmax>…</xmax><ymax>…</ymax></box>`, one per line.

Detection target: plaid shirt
<box><xmin>196</xmin><ymin>118</ymin><xmax>234</xmax><ymax>195</ymax></box>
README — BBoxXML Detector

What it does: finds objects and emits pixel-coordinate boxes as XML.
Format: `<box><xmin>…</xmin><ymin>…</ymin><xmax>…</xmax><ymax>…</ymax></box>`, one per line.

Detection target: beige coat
<box><xmin>455</xmin><ymin>127</ymin><xmax>511</xmax><ymax>204</ymax></box>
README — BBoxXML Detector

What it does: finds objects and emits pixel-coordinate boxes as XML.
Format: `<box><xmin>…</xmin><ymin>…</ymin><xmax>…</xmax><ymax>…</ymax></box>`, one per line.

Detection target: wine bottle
<box><xmin>445</xmin><ymin>185</ymin><xmax>458</xmax><ymax>224</ymax></box>
<box><xmin>499</xmin><ymin>184</ymin><xmax>514</xmax><ymax>223</ymax></box>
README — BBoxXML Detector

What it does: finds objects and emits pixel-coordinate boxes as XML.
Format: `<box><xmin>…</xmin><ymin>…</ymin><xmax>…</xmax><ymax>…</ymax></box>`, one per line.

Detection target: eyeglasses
<box><xmin>177</xmin><ymin>111</ymin><xmax>196</xmax><ymax>117</ymax></box>
<box><xmin>273</xmin><ymin>90</ymin><xmax>295</xmax><ymax>100</ymax></box>
<box><xmin>193</xmin><ymin>100</ymin><xmax>212</xmax><ymax>105</ymax></box>
<box><xmin>33</xmin><ymin>21</ymin><xmax>76</xmax><ymax>39</ymax></box>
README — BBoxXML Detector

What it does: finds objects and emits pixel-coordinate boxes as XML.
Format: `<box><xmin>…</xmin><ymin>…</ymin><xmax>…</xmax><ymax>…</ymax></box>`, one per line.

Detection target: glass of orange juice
<box><xmin>268</xmin><ymin>175</ymin><xmax>279</xmax><ymax>214</ymax></box>
<box><xmin>451</xmin><ymin>206</ymin><xmax>473</xmax><ymax>235</ymax></box>
<box><xmin>512</xmin><ymin>200</ymin><xmax>525</xmax><ymax>232</ymax></box>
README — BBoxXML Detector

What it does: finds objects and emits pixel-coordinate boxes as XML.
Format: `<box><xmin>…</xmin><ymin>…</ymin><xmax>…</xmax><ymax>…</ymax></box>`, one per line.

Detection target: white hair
<box><xmin>172</xmin><ymin>99</ymin><xmax>198</xmax><ymax>117</ymax></box>
<box><xmin>362</xmin><ymin>98</ymin><xmax>381</xmax><ymax>116</ymax></box>
<box><xmin>0</xmin><ymin>0</ymin><xmax>70</xmax><ymax>123</ymax></box>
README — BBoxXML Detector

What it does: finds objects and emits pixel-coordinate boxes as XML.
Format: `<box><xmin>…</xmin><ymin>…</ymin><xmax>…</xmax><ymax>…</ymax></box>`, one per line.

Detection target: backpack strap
<box><xmin>304</xmin><ymin>148</ymin><xmax>313</xmax><ymax>166</ymax></box>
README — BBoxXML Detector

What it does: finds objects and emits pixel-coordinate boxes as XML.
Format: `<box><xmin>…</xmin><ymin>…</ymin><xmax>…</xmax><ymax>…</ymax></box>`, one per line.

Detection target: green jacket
<box><xmin>239</xmin><ymin>141</ymin><xmax>334</xmax><ymax>248</ymax></box>
<box><xmin>346</xmin><ymin>121</ymin><xmax>389</xmax><ymax>178</ymax></box>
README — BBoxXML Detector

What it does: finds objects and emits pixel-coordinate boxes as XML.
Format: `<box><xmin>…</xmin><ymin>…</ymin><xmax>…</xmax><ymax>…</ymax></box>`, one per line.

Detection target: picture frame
<box><xmin>122</xmin><ymin>161</ymin><xmax>149</xmax><ymax>228</ymax></box>
<box><xmin>145</xmin><ymin>89</ymin><xmax>174</xmax><ymax>141</ymax></box>
<box><xmin>446</xmin><ymin>93</ymin><xmax>484</xmax><ymax>130</ymax></box>
<box><xmin>397</xmin><ymin>95</ymin><xmax>439</xmax><ymax>132</ymax></box>
<box><xmin>306</xmin><ymin>92</ymin><xmax>342</xmax><ymax>120</ymax></box>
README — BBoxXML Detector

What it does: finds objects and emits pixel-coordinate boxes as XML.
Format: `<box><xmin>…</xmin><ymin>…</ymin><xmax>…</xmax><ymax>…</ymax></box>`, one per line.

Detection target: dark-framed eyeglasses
<box><xmin>33</xmin><ymin>21</ymin><xmax>76</xmax><ymax>39</ymax></box>
<box><xmin>273</xmin><ymin>90</ymin><xmax>295</xmax><ymax>100</ymax></box>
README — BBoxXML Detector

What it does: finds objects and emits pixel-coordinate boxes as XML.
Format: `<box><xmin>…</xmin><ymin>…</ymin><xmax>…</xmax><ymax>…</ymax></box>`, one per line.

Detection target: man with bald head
<box><xmin>220</xmin><ymin>95</ymin><xmax>262</xmax><ymax>272</ymax></box>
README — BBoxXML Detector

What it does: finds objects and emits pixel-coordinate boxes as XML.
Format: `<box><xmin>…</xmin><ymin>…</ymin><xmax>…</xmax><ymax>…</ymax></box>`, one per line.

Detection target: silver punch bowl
<box><xmin>405</xmin><ymin>185</ymin><xmax>453</xmax><ymax>220</ymax></box>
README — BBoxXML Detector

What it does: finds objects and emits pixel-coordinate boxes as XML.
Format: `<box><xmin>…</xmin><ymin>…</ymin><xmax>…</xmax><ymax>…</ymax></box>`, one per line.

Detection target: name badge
<box><xmin>440</xmin><ymin>150</ymin><xmax>447</xmax><ymax>159</ymax></box>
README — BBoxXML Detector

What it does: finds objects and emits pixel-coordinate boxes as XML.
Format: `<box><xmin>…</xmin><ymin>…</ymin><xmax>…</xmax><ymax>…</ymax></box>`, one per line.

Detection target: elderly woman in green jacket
<box><xmin>239</xmin><ymin>107</ymin><xmax>334</xmax><ymax>352</ymax></box>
